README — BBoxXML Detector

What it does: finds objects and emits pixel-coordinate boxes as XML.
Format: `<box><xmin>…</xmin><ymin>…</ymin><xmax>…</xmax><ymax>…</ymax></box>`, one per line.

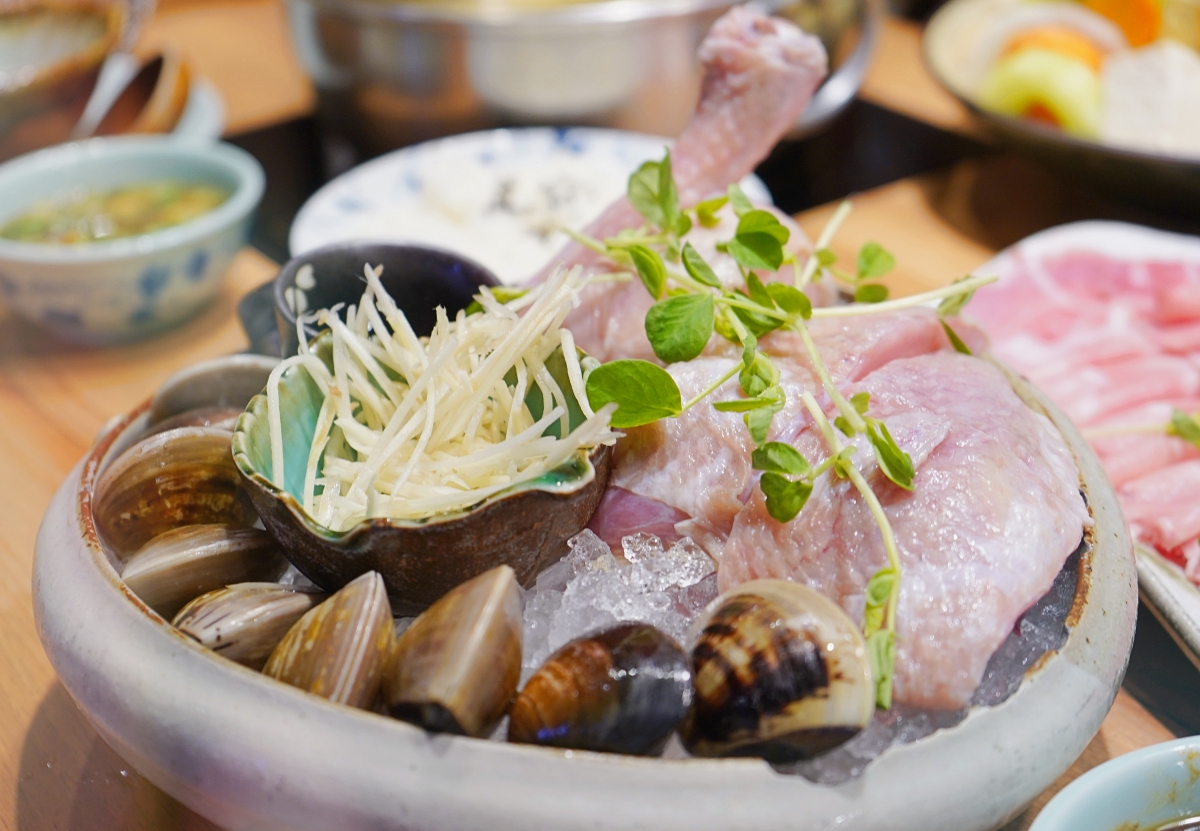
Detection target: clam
<box><xmin>172</xmin><ymin>582</ymin><xmax>326</xmax><ymax>670</ymax></box>
<box><xmin>144</xmin><ymin>406</ymin><xmax>244</xmax><ymax>437</ymax></box>
<box><xmin>678</xmin><ymin>579</ymin><xmax>875</xmax><ymax>763</ymax></box>
<box><xmin>120</xmin><ymin>525</ymin><xmax>289</xmax><ymax>619</ymax></box>
<box><xmin>264</xmin><ymin>570</ymin><xmax>393</xmax><ymax>709</ymax></box>
<box><xmin>383</xmin><ymin>565</ymin><xmax>522</xmax><ymax>737</ymax></box>
<box><xmin>508</xmin><ymin>623</ymin><xmax>692</xmax><ymax>756</ymax></box>
<box><xmin>93</xmin><ymin>427</ymin><xmax>258</xmax><ymax>558</ymax></box>
<box><xmin>145</xmin><ymin>353</ymin><xmax>279</xmax><ymax>429</ymax></box>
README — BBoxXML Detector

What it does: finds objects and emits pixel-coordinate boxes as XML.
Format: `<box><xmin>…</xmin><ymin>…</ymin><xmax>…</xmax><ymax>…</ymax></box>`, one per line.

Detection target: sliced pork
<box><xmin>972</xmin><ymin>236</ymin><xmax>1200</xmax><ymax>583</ymax></box>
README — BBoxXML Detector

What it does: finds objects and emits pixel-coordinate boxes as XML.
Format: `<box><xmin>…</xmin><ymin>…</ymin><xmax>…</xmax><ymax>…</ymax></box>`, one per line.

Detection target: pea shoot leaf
<box><xmin>850</xmin><ymin>391</ymin><xmax>871</xmax><ymax>415</ymax></box>
<box><xmin>864</xmin><ymin>567</ymin><xmax>896</xmax><ymax>613</ymax></box>
<box><xmin>739</xmin><ymin>351</ymin><xmax>779</xmax><ymax>397</ymax></box>
<box><xmin>857</xmin><ymin>242</ymin><xmax>895</xmax><ymax>281</ymax></box>
<box><xmin>628</xmin><ymin>160</ymin><xmax>665</xmax><ymax>227</ymax></box>
<box><xmin>628</xmin><ymin>244</ymin><xmax>666</xmax><ymax>300</ymax></box>
<box><xmin>832</xmin><ymin>446</ymin><xmax>857</xmax><ymax>479</ymax></box>
<box><xmin>714</xmin><ymin>311</ymin><xmax>739</xmax><ymax>343</ymax></box>
<box><xmin>712</xmin><ymin>396</ymin><xmax>778</xmax><ymax>412</ymax></box>
<box><xmin>645</xmin><ymin>294</ymin><xmax>715</xmax><ymax>364</ymax></box>
<box><xmin>682</xmin><ymin>242</ymin><xmax>723</xmax><ymax>288</ymax></box>
<box><xmin>866</xmin><ymin>629</ymin><xmax>895</xmax><ymax>709</ymax></box>
<box><xmin>766</xmin><ymin>283</ymin><xmax>813</xmax><ymax>319</ymax></box>
<box><xmin>760</xmin><ymin>472</ymin><xmax>813</xmax><ymax>522</ymax></box>
<box><xmin>941</xmin><ymin>320</ymin><xmax>973</xmax><ymax>355</ymax></box>
<box><xmin>938</xmin><ymin>276</ymin><xmax>978</xmax><ymax>318</ymax></box>
<box><xmin>695</xmin><ymin>195</ymin><xmax>729</xmax><ymax>228</ymax></box>
<box><xmin>866</xmin><ymin>419</ymin><xmax>915</xmax><ymax>490</ymax></box>
<box><xmin>745</xmin><ymin>393</ymin><xmax>784</xmax><ymax>444</ymax></box>
<box><xmin>1169</xmin><ymin>409</ymin><xmax>1200</xmax><ymax>447</ymax></box>
<box><xmin>731</xmin><ymin>294</ymin><xmax>784</xmax><ymax>338</ymax></box>
<box><xmin>752</xmin><ymin>442</ymin><xmax>810</xmax><ymax>475</ymax></box>
<box><xmin>658</xmin><ymin>151</ymin><xmax>681</xmax><ymax>228</ymax></box>
<box><xmin>464</xmin><ymin>287</ymin><xmax>528</xmax><ymax>315</ymax></box>
<box><xmin>855</xmin><ymin>284</ymin><xmax>889</xmax><ymax>304</ymax></box>
<box><xmin>585</xmin><ymin>360</ymin><xmax>682</xmax><ymax>428</ymax></box>
<box><xmin>815</xmin><ymin>248</ymin><xmax>837</xmax><ymax>267</ymax></box>
<box><xmin>727</xmin><ymin>183</ymin><xmax>754</xmax><ymax>217</ymax></box>
<box><xmin>746</xmin><ymin>272</ymin><xmax>776</xmax><ymax>308</ymax></box>
<box><xmin>721</xmin><ymin>210</ymin><xmax>791</xmax><ymax>272</ymax></box>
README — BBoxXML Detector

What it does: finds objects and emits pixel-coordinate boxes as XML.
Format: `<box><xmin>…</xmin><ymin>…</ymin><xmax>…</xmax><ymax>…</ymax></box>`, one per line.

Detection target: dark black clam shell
<box><xmin>508</xmin><ymin>623</ymin><xmax>692</xmax><ymax>756</ymax></box>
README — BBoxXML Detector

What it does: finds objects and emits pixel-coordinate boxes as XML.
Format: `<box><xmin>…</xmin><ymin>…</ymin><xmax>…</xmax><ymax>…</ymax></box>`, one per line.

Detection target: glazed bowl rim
<box><xmin>0</xmin><ymin>135</ymin><xmax>266</xmax><ymax>264</ymax></box>
<box><xmin>920</xmin><ymin>0</ymin><xmax>1200</xmax><ymax>172</ymax></box>
<box><xmin>271</xmin><ymin>239</ymin><xmax>501</xmax><ymax>342</ymax></box>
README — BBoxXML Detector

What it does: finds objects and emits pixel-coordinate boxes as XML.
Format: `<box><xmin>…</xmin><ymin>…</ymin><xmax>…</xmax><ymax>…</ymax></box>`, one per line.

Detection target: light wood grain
<box><xmin>0</xmin><ymin>250</ymin><xmax>274</xmax><ymax>831</ymax></box>
<box><xmin>859</xmin><ymin>15</ymin><xmax>982</xmax><ymax>138</ymax></box>
<box><xmin>132</xmin><ymin>0</ymin><xmax>315</xmax><ymax>136</ymax></box>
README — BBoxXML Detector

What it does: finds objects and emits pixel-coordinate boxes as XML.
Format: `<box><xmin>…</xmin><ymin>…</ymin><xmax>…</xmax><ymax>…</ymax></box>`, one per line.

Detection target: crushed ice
<box><xmin>501</xmin><ymin>530</ymin><xmax>1080</xmax><ymax>782</ymax></box>
<box><xmin>520</xmin><ymin>530</ymin><xmax>718</xmax><ymax>679</ymax></box>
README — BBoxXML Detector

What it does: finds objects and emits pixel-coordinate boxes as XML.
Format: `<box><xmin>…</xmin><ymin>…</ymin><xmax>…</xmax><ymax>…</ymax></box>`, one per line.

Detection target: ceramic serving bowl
<box><xmin>923</xmin><ymin>0</ymin><xmax>1200</xmax><ymax>212</ymax></box>
<box><xmin>0</xmin><ymin>135</ymin><xmax>264</xmax><ymax>342</ymax></box>
<box><xmin>0</xmin><ymin>0</ymin><xmax>125</xmax><ymax>161</ymax></box>
<box><xmin>34</xmin><ymin>352</ymin><xmax>1137</xmax><ymax>831</ymax></box>
<box><xmin>1030</xmin><ymin>737</ymin><xmax>1200</xmax><ymax>831</ymax></box>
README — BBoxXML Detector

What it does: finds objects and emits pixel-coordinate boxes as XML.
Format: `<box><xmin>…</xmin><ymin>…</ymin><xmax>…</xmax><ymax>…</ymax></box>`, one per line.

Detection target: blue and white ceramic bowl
<box><xmin>1030</xmin><ymin>737</ymin><xmax>1200</xmax><ymax>831</ymax></box>
<box><xmin>289</xmin><ymin>127</ymin><xmax>772</xmax><ymax>286</ymax></box>
<box><xmin>0</xmin><ymin>136</ymin><xmax>263</xmax><ymax>342</ymax></box>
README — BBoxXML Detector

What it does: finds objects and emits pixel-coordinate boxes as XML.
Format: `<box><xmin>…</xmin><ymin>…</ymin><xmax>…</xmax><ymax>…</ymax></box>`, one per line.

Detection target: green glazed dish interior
<box><xmin>233</xmin><ymin>331</ymin><xmax>600</xmax><ymax>536</ymax></box>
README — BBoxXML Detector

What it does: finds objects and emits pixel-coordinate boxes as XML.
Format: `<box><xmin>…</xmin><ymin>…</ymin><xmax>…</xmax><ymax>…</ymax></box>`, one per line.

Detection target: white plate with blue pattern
<box><xmin>289</xmin><ymin>127</ymin><xmax>772</xmax><ymax>286</ymax></box>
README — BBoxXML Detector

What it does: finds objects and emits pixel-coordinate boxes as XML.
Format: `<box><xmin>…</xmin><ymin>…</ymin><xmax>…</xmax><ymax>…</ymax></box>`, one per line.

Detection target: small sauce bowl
<box><xmin>1030</xmin><ymin>737</ymin><xmax>1200</xmax><ymax>831</ymax></box>
<box><xmin>0</xmin><ymin>135</ymin><xmax>263</xmax><ymax>343</ymax></box>
<box><xmin>235</xmin><ymin>241</ymin><xmax>612</xmax><ymax>612</ymax></box>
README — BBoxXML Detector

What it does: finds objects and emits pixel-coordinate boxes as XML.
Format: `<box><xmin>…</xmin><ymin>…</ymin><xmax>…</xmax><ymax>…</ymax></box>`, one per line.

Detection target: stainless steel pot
<box><xmin>286</xmin><ymin>0</ymin><xmax>878</xmax><ymax>155</ymax></box>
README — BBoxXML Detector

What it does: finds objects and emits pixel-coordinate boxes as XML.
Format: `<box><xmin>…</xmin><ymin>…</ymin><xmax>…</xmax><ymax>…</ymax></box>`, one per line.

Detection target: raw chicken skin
<box><xmin>721</xmin><ymin>353</ymin><xmax>1089</xmax><ymax>710</ymax></box>
<box><xmin>596</xmin><ymin>309</ymin><xmax>988</xmax><ymax>553</ymax></box>
<box><xmin>526</xmin><ymin>7</ymin><xmax>831</xmax><ymax>361</ymax></box>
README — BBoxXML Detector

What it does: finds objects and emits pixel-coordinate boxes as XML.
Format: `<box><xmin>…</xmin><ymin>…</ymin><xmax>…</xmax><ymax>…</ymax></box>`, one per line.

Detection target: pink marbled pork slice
<box><xmin>720</xmin><ymin>352</ymin><xmax>1088</xmax><ymax>710</ymax></box>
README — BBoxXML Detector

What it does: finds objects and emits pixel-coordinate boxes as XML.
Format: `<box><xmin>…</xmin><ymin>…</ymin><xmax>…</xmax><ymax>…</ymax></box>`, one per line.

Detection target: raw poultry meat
<box><xmin>586</xmin><ymin>311</ymin><xmax>1085</xmax><ymax>709</ymax></box>
<box><xmin>970</xmin><ymin>234</ymin><xmax>1200</xmax><ymax>583</ymax></box>
<box><xmin>719</xmin><ymin>353</ymin><xmax>1088</xmax><ymax>710</ymax></box>
<box><xmin>527</xmin><ymin>6</ymin><xmax>832</xmax><ymax>362</ymax></box>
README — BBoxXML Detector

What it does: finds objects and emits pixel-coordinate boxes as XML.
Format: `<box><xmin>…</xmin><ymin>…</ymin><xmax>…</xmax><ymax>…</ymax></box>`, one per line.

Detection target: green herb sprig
<box><xmin>574</xmin><ymin>150</ymin><xmax>993</xmax><ymax>708</ymax></box>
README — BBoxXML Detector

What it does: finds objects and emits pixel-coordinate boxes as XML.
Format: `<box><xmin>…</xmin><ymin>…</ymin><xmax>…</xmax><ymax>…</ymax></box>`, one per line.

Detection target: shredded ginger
<box><xmin>265</xmin><ymin>264</ymin><xmax>618</xmax><ymax>530</ymax></box>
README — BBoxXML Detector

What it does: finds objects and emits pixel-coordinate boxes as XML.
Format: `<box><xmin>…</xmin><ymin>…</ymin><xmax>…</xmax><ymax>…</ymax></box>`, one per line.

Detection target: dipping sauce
<box><xmin>0</xmin><ymin>181</ymin><xmax>231</xmax><ymax>244</ymax></box>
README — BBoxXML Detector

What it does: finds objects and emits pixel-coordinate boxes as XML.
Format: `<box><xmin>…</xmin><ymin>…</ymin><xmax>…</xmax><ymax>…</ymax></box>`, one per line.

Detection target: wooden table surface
<box><xmin>0</xmin><ymin>4</ymin><xmax>1185</xmax><ymax>830</ymax></box>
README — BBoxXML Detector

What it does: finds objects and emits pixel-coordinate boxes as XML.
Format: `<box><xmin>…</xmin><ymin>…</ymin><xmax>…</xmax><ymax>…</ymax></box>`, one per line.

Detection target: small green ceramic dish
<box><xmin>232</xmin><ymin>334</ymin><xmax>613</xmax><ymax>613</ymax></box>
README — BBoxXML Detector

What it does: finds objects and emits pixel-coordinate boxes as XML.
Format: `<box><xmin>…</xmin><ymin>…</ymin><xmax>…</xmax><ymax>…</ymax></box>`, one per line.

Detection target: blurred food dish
<box><xmin>289</xmin><ymin>127</ymin><xmax>771</xmax><ymax>285</ymax></box>
<box><xmin>925</xmin><ymin>0</ymin><xmax>1200</xmax><ymax>209</ymax></box>
<box><xmin>285</xmin><ymin>0</ymin><xmax>877</xmax><ymax>155</ymax></box>
<box><xmin>968</xmin><ymin>220</ymin><xmax>1200</xmax><ymax>672</ymax></box>
<box><xmin>1028</xmin><ymin>736</ymin><xmax>1200</xmax><ymax>831</ymax></box>
<box><xmin>0</xmin><ymin>135</ymin><xmax>263</xmax><ymax>342</ymax></box>
<box><xmin>0</xmin><ymin>0</ymin><xmax>125</xmax><ymax>162</ymax></box>
<box><xmin>76</xmin><ymin>51</ymin><xmax>226</xmax><ymax>145</ymax></box>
